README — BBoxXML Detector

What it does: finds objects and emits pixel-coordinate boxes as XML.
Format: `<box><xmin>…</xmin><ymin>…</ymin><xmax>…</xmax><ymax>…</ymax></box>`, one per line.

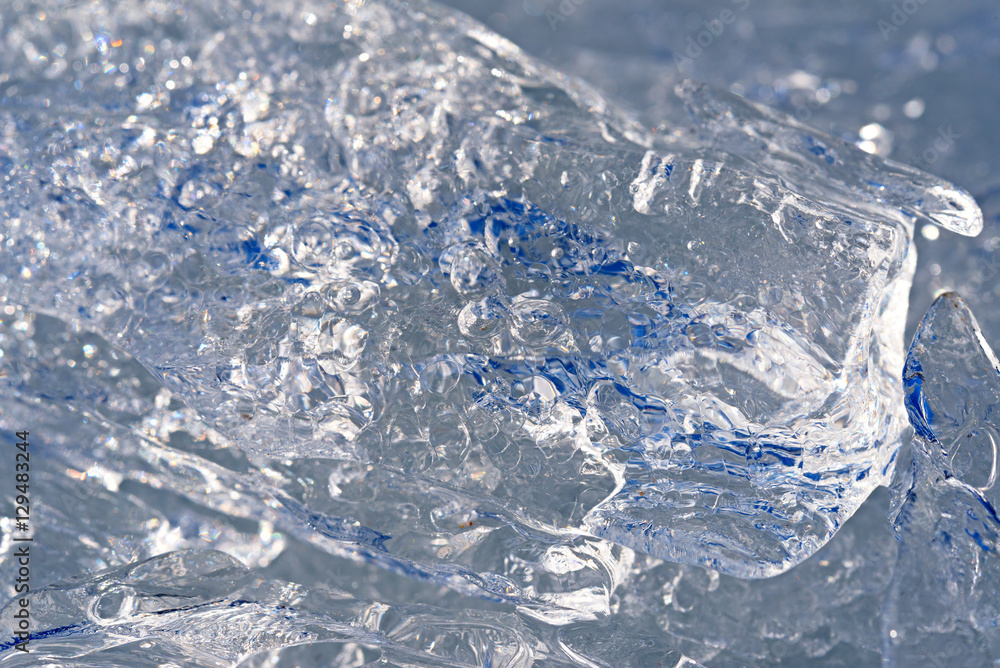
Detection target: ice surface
<box><xmin>0</xmin><ymin>0</ymin><xmax>996</xmax><ymax>665</ymax></box>
<box><xmin>447</xmin><ymin>0</ymin><xmax>1000</xmax><ymax>355</ymax></box>
<box><xmin>1</xmin><ymin>549</ymin><xmax>624</xmax><ymax>666</ymax></box>
<box><xmin>886</xmin><ymin>292</ymin><xmax>1000</xmax><ymax>666</ymax></box>
<box><xmin>0</xmin><ymin>0</ymin><xmax>982</xmax><ymax>583</ymax></box>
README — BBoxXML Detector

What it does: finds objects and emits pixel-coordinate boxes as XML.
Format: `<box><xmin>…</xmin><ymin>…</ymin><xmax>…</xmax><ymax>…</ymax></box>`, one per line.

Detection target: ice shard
<box><xmin>0</xmin><ymin>0</ymin><xmax>983</xmax><ymax>579</ymax></box>
<box><xmin>886</xmin><ymin>292</ymin><xmax>1000</xmax><ymax>665</ymax></box>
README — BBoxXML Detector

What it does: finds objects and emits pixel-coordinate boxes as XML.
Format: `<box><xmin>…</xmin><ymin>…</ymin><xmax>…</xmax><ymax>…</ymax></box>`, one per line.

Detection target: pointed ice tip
<box><xmin>675</xmin><ymin>80</ymin><xmax>985</xmax><ymax>238</ymax></box>
<box><xmin>904</xmin><ymin>291</ymin><xmax>1000</xmax><ymax>444</ymax></box>
<box><xmin>923</xmin><ymin>185</ymin><xmax>984</xmax><ymax>237</ymax></box>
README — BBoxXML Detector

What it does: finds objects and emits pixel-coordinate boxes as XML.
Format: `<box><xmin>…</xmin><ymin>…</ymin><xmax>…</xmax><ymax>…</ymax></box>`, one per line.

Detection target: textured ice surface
<box><xmin>0</xmin><ymin>0</ymin><xmax>996</xmax><ymax>666</ymax></box>
<box><xmin>886</xmin><ymin>292</ymin><xmax>1000</xmax><ymax>666</ymax></box>
<box><xmin>1</xmin><ymin>549</ymin><xmax>631</xmax><ymax>666</ymax></box>
<box><xmin>0</xmin><ymin>0</ymin><xmax>983</xmax><ymax>582</ymax></box>
<box><xmin>451</xmin><ymin>0</ymin><xmax>1000</xmax><ymax>358</ymax></box>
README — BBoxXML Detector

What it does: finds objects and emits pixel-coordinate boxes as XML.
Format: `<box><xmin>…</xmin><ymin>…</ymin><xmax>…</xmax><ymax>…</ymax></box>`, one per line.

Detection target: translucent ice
<box><xmin>886</xmin><ymin>293</ymin><xmax>1000</xmax><ymax>665</ymax></box>
<box><xmin>3</xmin><ymin>549</ymin><xmax>680</xmax><ymax>666</ymax></box>
<box><xmin>0</xmin><ymin>0</ymin><xmax>984</xmax><ymax>581</ymax></box>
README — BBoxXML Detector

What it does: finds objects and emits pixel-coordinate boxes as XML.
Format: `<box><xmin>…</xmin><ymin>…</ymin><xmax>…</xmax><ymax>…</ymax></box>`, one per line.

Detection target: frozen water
<box><xmin>0</xmin><ymin>549</ymin><xmax>614</xmax><ymax>666</ymax></box>
<box><xmin>886</xmin><ymin>292</ymin><xmax>1000</xmax><ymax>666</ymax></box>
<box><xmin>447</xmin><ymin>0</ymin><xmax>1000</xmax><ymax>354</ymax></box>
<box><xmin>0</xmin><ymin>0</ymin><xmax>982</xmax><ymax>583</ymax></box>
<box><xmin>0</xmin><ymin>0</ymin><xmax>997</xmax><ymax>665</ymax></box>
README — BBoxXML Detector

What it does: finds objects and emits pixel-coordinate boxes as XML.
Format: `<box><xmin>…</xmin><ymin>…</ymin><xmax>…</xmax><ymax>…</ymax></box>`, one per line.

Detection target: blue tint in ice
<box><xmin>0</xmin><ymin>0</ymin><xmax>997</xmax><ymax>665</ymax></box>
<box><xmin>886</xmin><ymin>293</ymin><xmax>1000</xmax><ymax>666</ymax></box>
